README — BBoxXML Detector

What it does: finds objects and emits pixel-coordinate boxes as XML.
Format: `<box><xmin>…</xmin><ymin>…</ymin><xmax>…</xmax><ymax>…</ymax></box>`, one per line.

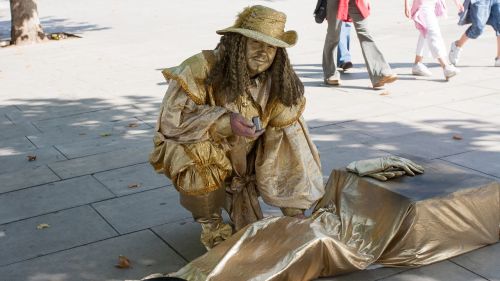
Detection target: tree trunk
<box><xmin>10</xmin><ymin>0</ymin><xmax>46</xmax><ymax>45</ymax></box>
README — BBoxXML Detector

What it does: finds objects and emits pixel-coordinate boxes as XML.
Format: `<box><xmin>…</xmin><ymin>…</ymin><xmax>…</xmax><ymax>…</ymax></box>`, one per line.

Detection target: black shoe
<box><xmin>340</xmin><ymin>61</ymin><xmax>353</xmax><ymax>71</ymax></box>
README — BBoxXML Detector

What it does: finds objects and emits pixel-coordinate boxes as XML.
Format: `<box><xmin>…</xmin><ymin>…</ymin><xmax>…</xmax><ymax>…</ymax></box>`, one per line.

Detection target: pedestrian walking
<box><xmin>405</xmin><ymin>0</ymin><xmax>464</xmax><ymax>79</ymax></box>
<box><xmin>449</xmin><ymin>0</ymin><xmax>500</xmax><ymax>67</ymax></box>
<box><xmin>322</xmin><ymin>0</ymin><xmax>397</xmax><ymax>88</ymax></box>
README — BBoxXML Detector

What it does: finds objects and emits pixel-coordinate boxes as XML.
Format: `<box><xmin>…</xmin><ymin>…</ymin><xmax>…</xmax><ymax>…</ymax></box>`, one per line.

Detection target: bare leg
<box><xmin>497</xmin><ymin>36</ymin><xmax>500</xmax><ymax>58</ymax></box>
<box><xmin>437</xmin><ymin>57</ymin><xmax>446</xmax><ymax>68</ymax></box>
<box><xmin>414</xmin><ymin>55</ymin><xmax>424</xmax><ymax>64</ymax></box>
<box><xmin>456</xmin><ymin>33</ymin><xmax>469</xmax><ymax>48</ymax></box>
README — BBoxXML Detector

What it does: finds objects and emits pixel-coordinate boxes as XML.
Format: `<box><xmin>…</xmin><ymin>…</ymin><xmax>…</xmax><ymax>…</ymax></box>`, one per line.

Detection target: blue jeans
<box><xmin>337</xmin><ymin>22</ymin><xmax>352</xmax><ymax>65</ymax></box>
<box><xmin>466</xmin><ymin>0</ymin><xmax>500</xmax><ymax>38</ymax></box>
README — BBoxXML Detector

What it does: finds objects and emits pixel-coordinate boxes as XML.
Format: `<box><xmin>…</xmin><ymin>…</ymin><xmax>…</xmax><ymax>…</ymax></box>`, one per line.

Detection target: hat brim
<box><xmin>216</xmin><ymin>28</ymin><xmax>297</xmax><ymax>48</ymax></box>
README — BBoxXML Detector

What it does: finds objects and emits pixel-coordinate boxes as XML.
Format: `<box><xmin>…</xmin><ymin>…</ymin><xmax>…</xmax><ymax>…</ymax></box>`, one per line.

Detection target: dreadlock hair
<box><xmin>206</xmin><ymin>33</ymin><xmax>304</xmax><ymax>106</ymax></box>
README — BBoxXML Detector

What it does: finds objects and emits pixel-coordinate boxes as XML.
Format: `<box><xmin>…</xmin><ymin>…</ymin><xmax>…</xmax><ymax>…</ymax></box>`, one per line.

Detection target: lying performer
<box><xmin>149</xmin><ymin>5</ymin><xmax>325</xmax><ymax>249</ymax></box>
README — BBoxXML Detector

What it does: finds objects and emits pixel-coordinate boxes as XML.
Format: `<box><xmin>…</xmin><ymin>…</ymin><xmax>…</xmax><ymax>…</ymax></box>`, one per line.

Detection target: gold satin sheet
<box><xmin>170</xmin><ymin>160</ymin><xmax>500</xmax><ymax>281</ymax></box>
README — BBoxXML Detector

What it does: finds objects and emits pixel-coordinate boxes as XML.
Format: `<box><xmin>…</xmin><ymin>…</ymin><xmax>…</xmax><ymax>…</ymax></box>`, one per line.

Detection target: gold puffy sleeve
<box><xmin>149</xmin><ymin>55</ymin><xmax>234</xmax><ymax>195</ymax></box>
<box><xmin>155</xmin><ymin>80</ymin><xmax>231</xmax><ymax>143</ymax></box>
<box><xmin>255</xmin><ymin>98</ymin><xmax>324</xmax><ymax>209</ymax></box>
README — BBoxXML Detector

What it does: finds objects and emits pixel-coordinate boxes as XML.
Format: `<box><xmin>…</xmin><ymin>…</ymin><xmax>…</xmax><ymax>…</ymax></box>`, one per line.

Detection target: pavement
<box><xmin>0</xmin><ymin>0</ymin><xmax>499</xmax><ymax>280</ymax></box>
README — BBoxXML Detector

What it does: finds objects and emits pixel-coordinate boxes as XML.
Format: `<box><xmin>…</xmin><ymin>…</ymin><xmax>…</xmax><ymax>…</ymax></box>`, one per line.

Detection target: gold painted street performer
<box><xmin>149</xmin><ymin>5</ymin><xmax>325</xmax><ymax>249</ymax></box>
<box><xmin>145</xmin><ymin>6</ymin><xmax>499</xmax><ymax>281</ymax></box>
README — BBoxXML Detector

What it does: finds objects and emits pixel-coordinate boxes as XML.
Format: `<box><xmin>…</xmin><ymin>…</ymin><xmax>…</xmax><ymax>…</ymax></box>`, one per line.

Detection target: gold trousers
<box><xmin>180</xmin><ymin>186</ymin><xmax>306</xmax><ymax>249</ymax></box>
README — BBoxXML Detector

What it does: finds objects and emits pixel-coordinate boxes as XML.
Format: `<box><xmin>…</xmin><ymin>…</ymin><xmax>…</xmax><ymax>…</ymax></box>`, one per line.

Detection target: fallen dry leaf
<box><xmin>115</xmin><ymin>255</ymin><xmax>131</xmax><ymax>269</ymax></box>
<box><xmin>128</xmin><ymin>183</ymin><xmax>141</xmax><ymax>189</ymax></box>
<box><xmin>379</xmin><ymin>91</ymin><xmax>390</xmax><ymax>96</ymax></box>
<box><xmin>100</xmin><ymin>133</ymin><xmax>112</xmax><ymax>137</ymax></box>
<box><xmin>127</xmin><ymin>123</ymin><xmax>139</xmax><ymax>128</ymax></box>
<box><xmin>27</xmin><ymin>155</ymin><xmax>37</xmax><ymax>161</ymax></box>
<box><xmin>36</xmin><ymin>223</ymin><xmax>50</xmax><ymax>230</ymax></box>
<box><xmin>452</xmin><ymin>134</ymin><xmax>463</xmax><ymax>140</ymax></box>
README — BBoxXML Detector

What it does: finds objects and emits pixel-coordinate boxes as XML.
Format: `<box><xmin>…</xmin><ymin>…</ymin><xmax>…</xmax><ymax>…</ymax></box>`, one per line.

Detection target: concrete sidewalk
<box><xmin>0</xmin><ymin>0</ymin><xmax>499</xmax><ymax>280</ymax></box>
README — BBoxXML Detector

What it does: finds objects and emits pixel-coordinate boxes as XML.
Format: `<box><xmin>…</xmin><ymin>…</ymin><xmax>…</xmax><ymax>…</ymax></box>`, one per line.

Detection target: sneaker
<box><xmin>340</xmin><ymin>61</ymin><xmax>353</xmax><ymax>71</ymax></box>
<box><xmin>495</xmin><ymin>57</ymin><xmax>500</xmax><ymax>67</ymax></box>
<box><xmin>449</xmin><ymin>41</ymin><xmax>462</xmax><ymax>65</ymax></box>
<box><xmin>412</xmin><ymin>62</ymin><xmax>432</xmax><ymax>76</ymax></box>
<box><xmin>443</xmin><ymin>64</ymin><xmax>460</xmax><ymax>80</ymax></box>
<box><xmin>372</xmin><ymin>73</ymin><xmax>398</xmax><ymax>88</ymax></box>
<box><xmin>325</xmin><ymin>71</ymin><xmax>341</xmax><ymax>85</ymax></box>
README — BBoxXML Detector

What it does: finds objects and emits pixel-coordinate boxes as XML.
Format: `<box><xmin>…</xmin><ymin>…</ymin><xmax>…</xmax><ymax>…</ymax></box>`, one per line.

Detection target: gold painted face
<box><xmin>245</xmin><ymin>38</ymin><xmax>277</xmax><ymax>77</ymax></box>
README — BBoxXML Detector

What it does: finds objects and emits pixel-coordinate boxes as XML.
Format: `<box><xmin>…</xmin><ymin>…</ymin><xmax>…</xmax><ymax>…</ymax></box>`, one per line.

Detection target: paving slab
<box><xmin>48</xmin><ymin>147</ymin><xmax>149</xmax><ymax>179</ymax></box>
<box><xmin>474</xmin><ymin>77</ymin><xmax>500</xmax><ymax>90</ymax></box>
<box><xmin>0</xmin><ymin>175</ymin><xmax>114</xmax><ymax>224</ymax></box>
<box><xmin>0</xmin><ymin>146</ymin><xmax>66</xmax><ymax>175</ymax></box>
<box><xmin>435</xmin><ymin>159</ymin><xmax>500</xmax><ymax>180</ymax></box>
<box><xmin>31</xmin><ymin>105</ymin><xmax>147</xmax><ymax>133</ymax></box>
<box><xmin>305</xmin><ymin>101</ymin><xmax>409</xmax><ymax>128</ymax></box>
<box><xmin>93</xmin><ymin>163</ymin><xmax>171</xmax><ymax>196</ymax></box>
<box><xmin>318</xmin><ymin>145</ymin><xmax>390</xmax><ymax>176</ymax></box>
<box><xmin>0</xmin><ymin>205</ymin><xmax>117</xmax><ymax>266</ymax></box>
<box><xmin>0</xmin><ymin>136</ymin><xmax>36</xmax><ymax>155</ymax></box>
<box><xmin>337</xmin><ymin>115</ymin><xmax>445</xmax><ymax>139</ymax></box>
<box><xmin>6</xmin><ymin>100</ymin><xmax>114</xmax><ymax>122</ymax></box>
<box><xmin>441</xmin><ymin>150</ymin><xmax>500</xmax><ymax>178</ymax></box>
<box><xmin>310</xmin><ymin>124</ymin><xmax>376</xmax><ymax>151</ymax></box>
<box><xmin>318</xmin><ymin>266</ymin><xmax>408</xmax><ymax>281</ymax></box>
<box><xmin>394</xmin><ymin>106</ymin><xmax>497</xmax><ymax>132</ymax></box>
<box><xmin>383</xmin><ymin>84</ymin><xmax>498</xmax><ymax>109</ymax></box>
<box><xmin>129</xmin><ymin>101</ymin><xmax>162</xmax><ymax>116</ymax></box>
<box><xmin>440</xmin><ymin>99</ymin><xmax>500</xmax><ymax>117</ymax></box>
<box><xmin>472</xmin><ymin>93</ymin><xmax>500</xmax><ymax>105</ymax></box>
<box><xmin>0</xmin><ymin>230</ymin><xmax>186</xmax><ymax>281</ymax></box>
<box><xmin>451</xmin><ymin>243</ymin><xmax>500</xmax><ymax>281</ymax></box>
<box><xmin>152</xmin><ymin>219</ymin><xmax>206</xmax><ymax>262</ymax></box>
<box><xmin>135</xmin><ymin>114</ymin><xmax>158</xmax><ymax>129</ymax></box>
<box><xmin>54</xmin><ymin>131</ymin><xmax>152</xmax><ymax>159</ymax></box>
<box><xmin>0</xmin><ymin>105</ymin><xmax>22</xmax><ymax>118</ymax></box>
<box><xmin>27</xmin><ymin>118</ymin><xmax>150</xmax><ymax>148</ymax></box>
<box><xmin>0</xmin><ymin>113</ymin><xmax>13</xmax><ymax>129</ymax></box>
<box><xmin>93</xmin><ymin>188</ymin><xmax>190</xmax><ymax>234</ymax></box>
<box><xmin>366</xmin><ymin>131</ymin><xmax>475</xmax><ymax>159</ymax></box>
<box><xmin>0</xmin><ymin>121</ymin><xmax>40</xmax><ymax>141</ymax></box>
<box><xmin>0</xmin><ymin>165</ymin><xmax>60</xmax><ymax>194</ymax></box>
<box><xmin>377</xmin><ymin>260</ymin><xmax>487</xmax><ymax>281</ymax></box>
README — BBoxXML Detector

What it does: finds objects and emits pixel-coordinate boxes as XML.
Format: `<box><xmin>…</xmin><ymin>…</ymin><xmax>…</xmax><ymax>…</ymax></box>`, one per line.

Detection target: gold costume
<box><xmin>168</xmin><ymin>160</ymin><xmax>499</xmax><ymax>281</ymax></box>
<box><xmin>149</xmin><ymin>50</ymin><xmax>324</xmax><ymax>244</ymax></box>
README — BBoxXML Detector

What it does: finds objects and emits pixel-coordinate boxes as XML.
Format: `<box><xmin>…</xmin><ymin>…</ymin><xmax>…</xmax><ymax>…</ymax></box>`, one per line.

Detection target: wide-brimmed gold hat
<box><xmin>216</xmin><ymin>5</ymin><xmax>297</xmax><ymax>48</ymax></box>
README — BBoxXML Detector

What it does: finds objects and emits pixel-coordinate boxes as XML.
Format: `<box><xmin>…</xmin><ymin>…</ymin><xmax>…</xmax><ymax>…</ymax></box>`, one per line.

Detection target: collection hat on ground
<box><xmin>216</xmin><ymin>5</ymin><xmax>298</xmax><ymax>48</ymax></box>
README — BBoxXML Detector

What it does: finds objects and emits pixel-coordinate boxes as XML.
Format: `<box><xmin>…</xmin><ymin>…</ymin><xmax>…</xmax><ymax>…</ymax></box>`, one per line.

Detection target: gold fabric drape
<box><xmin>170</xmin><ymin>160</ymin><xmax>499</xmax><ymax>281</ymax></box>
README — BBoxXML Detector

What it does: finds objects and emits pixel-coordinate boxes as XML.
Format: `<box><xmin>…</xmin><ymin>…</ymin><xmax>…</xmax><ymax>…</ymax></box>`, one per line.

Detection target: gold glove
<box><xmin>346</xmin><ymin>156</ymin><xmax>424</xmax><ymax>181</ymax></box>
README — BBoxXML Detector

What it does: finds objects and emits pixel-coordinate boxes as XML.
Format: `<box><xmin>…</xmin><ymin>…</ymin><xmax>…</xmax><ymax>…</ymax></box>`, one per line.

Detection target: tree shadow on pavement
<box><xmin>308</xmin><ymin>117</ymin><xmax>500</xmax><ymax>180</ymax></box>
<box><xmin>0</xmin><ymin>94</ymin><xmax>499</xmax><ymax>280</ymax></box>
<box><xmin>1</xmin><ymin>94</ymin><xmax>499</xmax><ymax>183</ymax></box>
<box><xmin>0</xmin><ymin>17</ymin><xmax>110</xmax><ymax>40</ymax></box>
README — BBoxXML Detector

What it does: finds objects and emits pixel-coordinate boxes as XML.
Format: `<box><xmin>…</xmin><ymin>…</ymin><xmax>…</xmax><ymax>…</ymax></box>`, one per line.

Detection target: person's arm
<box><xmin>159</xmin><ymin>81</ymin><xmax>263</xmax><ymax>142</ymax></box>
<box><xmin>454</xmin><ymin>0</ymin><xmax>465</xmax><ymax>12</ymax></box>
<box><xmin>255</xmin><ymin>100</ymin><xmax>324</xmax><ymax>212</ymax></box>
<box><xmin>404</xmin><ymin>0</ymin><xmax>411</xmax><ymax>18</ymax></box>
<box><xmin>156</xmin><ymin>80</ymin><xmax>230</xmax><ymax>143</ymax></box>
